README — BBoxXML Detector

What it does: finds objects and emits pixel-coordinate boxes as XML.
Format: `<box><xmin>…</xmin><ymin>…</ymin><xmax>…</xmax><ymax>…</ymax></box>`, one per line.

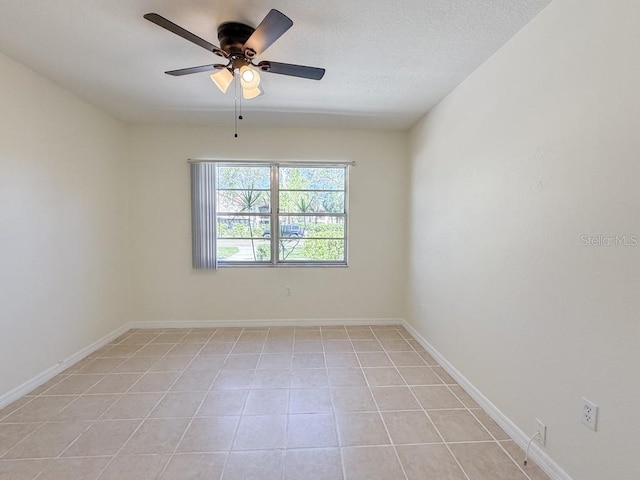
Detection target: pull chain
<box><xmin>233</xmin><ymin>73</ymin><xmax>238</xmax><ymax>138</ymax></box>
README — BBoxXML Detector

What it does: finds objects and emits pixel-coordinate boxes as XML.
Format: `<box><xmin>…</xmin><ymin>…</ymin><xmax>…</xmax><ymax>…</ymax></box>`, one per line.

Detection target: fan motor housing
<box><xmin>217</xmin><ymin>22</ymin><xmax>255</xmax><ymax>55</ymax></box>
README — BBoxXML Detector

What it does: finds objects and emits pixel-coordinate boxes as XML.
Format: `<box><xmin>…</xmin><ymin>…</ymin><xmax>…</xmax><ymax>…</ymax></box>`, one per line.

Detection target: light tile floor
<box><xmin>0</xmin><ymin>326</ymin><xmax>550</xmax><ymax>480</ymax></box>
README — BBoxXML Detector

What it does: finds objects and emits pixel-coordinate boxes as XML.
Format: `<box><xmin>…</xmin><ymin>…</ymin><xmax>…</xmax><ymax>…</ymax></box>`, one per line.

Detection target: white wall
<box><xmin>408</xmin><ymin>0</ymin><xmax>640</xmax><ymax>479</ymax></box>
<box><xmin>0</xmin><ymin>53</ymin><xmax>129</xmax><ymax>396</ymax></box>
<box><xmin>128</xmin><ymin>125</ymin><xmax>409</xmax><ymax>324</ymax></box>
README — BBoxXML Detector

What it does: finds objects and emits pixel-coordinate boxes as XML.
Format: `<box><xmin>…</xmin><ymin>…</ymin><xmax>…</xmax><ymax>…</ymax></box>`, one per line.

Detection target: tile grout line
<box><xmin>377</xmin><ymin>327</ymin><xmax>473</xmax><ymax>480</ymax></box>
<box><xmin>0</xmin><ymin>423</ymin><xmax>55</xmax><ymax>476</ymax></box>
<box><xmin>347</xmin><ymin>326</ymin><xmax>410</xmax><ymax>480</ymax></box>
<box><xmin>73</xmin><ymin>330</ymin><xmax>175</xmax><ymax>477</ymax></box>
<box><xmin>422</xmin><ymin>336</ymin><xmax>536</xmax><ymax>480</ymax></box>
<box><xmin>12</xmin><ymin>331</ymin><xmax>166</xmax><ymax>477</ymax></box>
<box><xmin>216</xmin><ymin>326</ymin><xmax>259</xmax><ymax>480</ymax></box>
<box><xmin>1</xmin><ymin>334</ymin><xmax>143</xmax><ymax>473</ymax></box>
<box><xmin>0</xmin><ymin>330</ymin><xmax>142</xmax><ymax>424</ymax></box>
<box><xmin>371</xmin><ymin>327</ymin><xmax>473</xmax><ymax>480</ymax></box>
<box><xmin>274</xmin><ymin>327</ymin><xmax>290</xmax><ymax>480</ymax></box>
<box><xmin>403</xmin><ymin>328</ymin><xmax>540</xmax><ymax>479</ymax></box>
<box><xmin>28</xmin><ymin>329</ymin><xmax>166</xmax><ymax>480</ymax></box>
<box><xmin>319</xmin><ymin>325</ymin><xmax>348</xmax><ymax>480</ymax></box>
<box><xmin>465</xmin><ymin>408</ymin><xmax>536</xmax><ymax>480</ymax></box>
<box><xmin>278</xmin><ymin>327</ymin><xmax>296</xmax><ymax>480</ymax></box>
<box><xmin>0</xmin><ymin>396</ymin><xmax>36</xmax><ymax>423</ymax></box>
<box><xmin>155</xmin><ymin>327</ymin><xmax>238</xmax><ymax>479</ymax></box>
<box><xmin>89</xmin><ymin>328</ymin><xmax>215</xmax><ymax>480</ymax></box>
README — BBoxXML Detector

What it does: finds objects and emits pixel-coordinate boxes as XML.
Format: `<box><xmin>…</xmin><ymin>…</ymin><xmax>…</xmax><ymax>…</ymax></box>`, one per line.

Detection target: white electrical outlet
<box><xmin>535</xmin><ymin>418</ymin><xmax>547</xmax><ymax>446</ymax></box>
<box><xmin>581</xmin><ymin>397</ymin><xmax>598</xmax><ymax>431</ymax></box>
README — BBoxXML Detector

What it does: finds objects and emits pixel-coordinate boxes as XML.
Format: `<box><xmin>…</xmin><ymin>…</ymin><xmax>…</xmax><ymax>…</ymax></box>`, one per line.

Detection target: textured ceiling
<box><xmin>0</xmin><ymin>0</ymin><xmax>552</xmax><ymax>129</ymax></box>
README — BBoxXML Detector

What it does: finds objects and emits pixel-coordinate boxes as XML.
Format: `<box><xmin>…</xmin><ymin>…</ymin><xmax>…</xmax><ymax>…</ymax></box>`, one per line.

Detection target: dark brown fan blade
<box><xmin>165</xmin><ymin>64</ymin><xmax>227</xmax><ymax>76</ymax></box>
<box><xmin>257</xmin><ymin>61</ymin><xmax>325</xmax><ymax>80</ymax></box>
<box><xmin>243</xmin><ymin>9</ymin><xmax>293</xmax><ymax>56</ymax></box>
<box><xmin>144</xmin><ymin>13</ymin><xmax>227</xmax><ymax>57</ymax></box>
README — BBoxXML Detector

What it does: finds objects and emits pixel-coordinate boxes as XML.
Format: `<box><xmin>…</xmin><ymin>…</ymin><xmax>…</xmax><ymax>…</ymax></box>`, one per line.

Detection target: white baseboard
<box><xmin>401</xmin><ymin>320</ymin><xmax>572</xmax><ymax>480</ymax></box>
<box><xmin>129</xmin><ymin>318</ymin><xmax>403</xmax><ymax>329</ymax></box>
<box><xmin>0</xmin><ymin>324</ymin><xmax>130</xmax><ymax>410</ymax></box>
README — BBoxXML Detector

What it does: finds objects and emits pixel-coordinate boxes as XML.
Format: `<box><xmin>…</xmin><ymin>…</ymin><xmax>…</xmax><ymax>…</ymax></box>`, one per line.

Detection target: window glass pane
<box><xmin>276</xmin><ymin>216</ymin><xmax>346</xmax><ymax>262</ymax></box>
<box><xmin>277</xmin><ymin>216</ymin><xmax>345</xmax><ymax>238</ymax></box>
<box><xmin>304</xmin><ymin>220</ymin><xmax>345</xmax><ymax>239</ymax></box>
<box><xmin>217</xmin><ymin>238</ymin><xmax>271</xmax><ymax>262</ymax></box>
<box><xmin>275</xmin><ymin>216</ymin><xmax>307</xmax><ymax>239</ymax></box>
<box><xmin>277</xmin><ymin>236</ymin><xmax>305</xmax><ymax>261</ymax></box>
<box><xmin>279</xmin><ymin>238</ymin><xmax>345</xmax><ymax>262</ymax></box>
<box><xmin>217</xmin><ymin>165</ymin><xmax>271</xmax><ymax>190</ymax></box>
<box><xmin>218</xmin><ymin>216</ymin><xmax>270</xmax><ymax>239</ymax></box>
<box><xmin>279</xmin><ymin>191</ymin><xmax>344</xmax><ymax>214</ymax></box>
<box><xmin>217</xmin><ymin>189</ymin><xmax>271</xmax><ymax>213</ymax></box>
<box><xmin>279</xmin><ymin>167</ymin><xmax>345</xmax><ymax>191</ymax></box>
<box><xmin>209</xmin><ymin>162</ymin><xmax>347</xmax><ymax>267</ymax></box>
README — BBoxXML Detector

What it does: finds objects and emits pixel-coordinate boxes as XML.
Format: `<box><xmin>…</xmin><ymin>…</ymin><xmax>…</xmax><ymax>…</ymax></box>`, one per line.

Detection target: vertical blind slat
<box><xmin>190</xmin><ymin>162</ymin><xmax>216</xmax><ymax>269</ymax></box>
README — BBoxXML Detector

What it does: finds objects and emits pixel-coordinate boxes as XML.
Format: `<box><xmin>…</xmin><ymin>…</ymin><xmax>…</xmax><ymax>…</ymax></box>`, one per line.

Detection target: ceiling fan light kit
<box><xmin>242</xmin><ymin>86</ymin><xmax>262</xmax><ymax>100</ymax></box>
<box><xmin>210</xmin><ymin>68</ymin><xmax>233</xmax><ymax>93</ymax></box>
<box><xmin>239</xmin><ymin>66</ymin><xmax>259</xmax><ymax>89</ymax></box>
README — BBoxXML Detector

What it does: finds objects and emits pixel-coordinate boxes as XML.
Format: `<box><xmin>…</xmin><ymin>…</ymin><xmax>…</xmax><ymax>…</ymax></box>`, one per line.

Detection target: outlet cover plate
<box><xmin>581</xmin><ymin>397</ymin><xmax>598</xmax><ymax>431</ymax></box>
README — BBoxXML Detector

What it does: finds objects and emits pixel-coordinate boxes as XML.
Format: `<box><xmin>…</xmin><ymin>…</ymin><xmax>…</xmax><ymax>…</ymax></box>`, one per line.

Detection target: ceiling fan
<box><xmin>144</xmin><ymin>9</ymin><xmax>326</xmax><ymax>99</ymax></box>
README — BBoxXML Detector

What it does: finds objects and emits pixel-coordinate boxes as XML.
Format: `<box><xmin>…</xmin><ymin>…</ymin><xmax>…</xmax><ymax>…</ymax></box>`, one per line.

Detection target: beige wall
<box><xmin>0</xmin><ymin>52</ymin><xmax>130</xmax><ymax>396</ymax></box>
<box><xmin>3</xmin><ymin>0</ymin><xmax>638</xmax><ymax>476</ymax></box>
<box><xmin>128</xmin><ymin>125</ymin><xmax>409</xmax><ymax>323</ymax></box>
<box><xmin>407</xmin><ymin>0</ymin><xmax>640</xmax><ymax>479</ymax></box>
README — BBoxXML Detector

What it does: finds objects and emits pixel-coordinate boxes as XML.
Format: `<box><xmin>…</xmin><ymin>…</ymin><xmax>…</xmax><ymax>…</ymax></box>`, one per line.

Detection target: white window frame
<box><xmin>193</xmin><ymin>160</ymin><xmax>351</xmax><ymax>268</ymax></box>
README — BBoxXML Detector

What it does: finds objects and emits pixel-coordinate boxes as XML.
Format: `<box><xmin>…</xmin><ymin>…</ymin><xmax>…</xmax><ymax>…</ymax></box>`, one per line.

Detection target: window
<box><xmin>191</xmin><ymin>161</ymin><xmax>349</xmax><ymax>267</ymax></box>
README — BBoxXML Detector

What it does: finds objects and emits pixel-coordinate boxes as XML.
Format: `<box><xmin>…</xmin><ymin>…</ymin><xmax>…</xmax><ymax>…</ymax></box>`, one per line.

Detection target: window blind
<box><xmin>190</xmin><ymin>162</ymin><xmax>216</xmax><ymax>269</ymax></box>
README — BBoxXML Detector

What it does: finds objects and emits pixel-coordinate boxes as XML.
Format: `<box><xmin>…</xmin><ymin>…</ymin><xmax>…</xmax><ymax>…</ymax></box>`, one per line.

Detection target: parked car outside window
<box><xmin>262</xmin><ymin>224</ymin><xmax>304</xmax><ymax>237</ymax></box>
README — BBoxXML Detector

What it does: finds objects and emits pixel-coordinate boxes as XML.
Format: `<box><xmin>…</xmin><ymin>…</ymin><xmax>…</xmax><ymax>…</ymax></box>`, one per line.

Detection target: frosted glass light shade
<box><xmin>239</xmin><ymin>66</ymin><xmax>260</xmax><ymax>90</ymax></box>
<box><xmin>242</xmin><ymin>86</ymin><xmax>262</xmax><ymax>99</ymax></box>
<box><xmin>210</xmin><ymin>68</ymin><xmax>233</xmax><ymax>93</ymax></box>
